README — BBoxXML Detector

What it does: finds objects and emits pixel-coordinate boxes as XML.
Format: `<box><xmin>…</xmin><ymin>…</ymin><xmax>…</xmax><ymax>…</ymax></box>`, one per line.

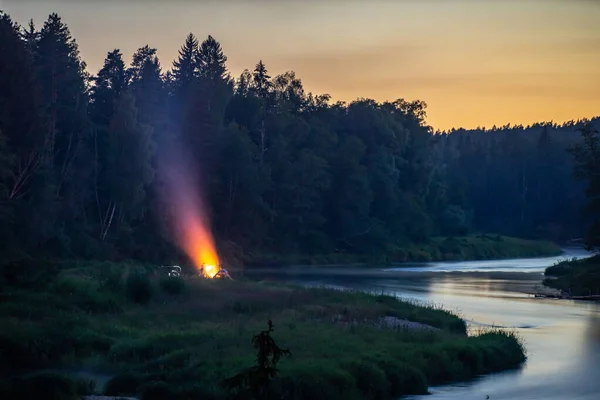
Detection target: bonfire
<box><xmin>200</xmin><ymin>263</ymin><xmax>232</xmax><ymax>279</ymax></box>
<box><xmin>157</xmin><ymin>135</ymin><xmax>229</xmax><ymax>280</ymax></box>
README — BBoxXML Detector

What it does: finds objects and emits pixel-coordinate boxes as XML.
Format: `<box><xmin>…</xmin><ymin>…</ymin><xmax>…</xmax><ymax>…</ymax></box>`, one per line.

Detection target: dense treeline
<box><xmin>439</xmin><ymin>119</ymin><xmax>599</xmax><ymax>241</ymax></box>
<box><xmin>0</xmin><ymin>12</ymin><xmax>595</xmax><ymax>265</ymax></box>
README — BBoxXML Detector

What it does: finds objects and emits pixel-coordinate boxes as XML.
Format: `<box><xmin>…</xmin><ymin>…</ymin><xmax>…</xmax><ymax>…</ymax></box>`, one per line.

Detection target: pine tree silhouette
<box><xmin>221</xmin><ymin>320</ymin><xmax>291</xmax><ymax>399</ymax></box>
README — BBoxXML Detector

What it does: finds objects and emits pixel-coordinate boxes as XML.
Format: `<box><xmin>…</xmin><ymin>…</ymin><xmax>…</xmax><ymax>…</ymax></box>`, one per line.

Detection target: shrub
<box><xmin>75</xmin><ymin>378</ymin><xmax>96</xmax><ymax>396</ymax></box>
<box><xmin>0</xmin><ymin>258</ymin><xmax>61</xmax><ymax>289</ymax></box>
<box><xmin>374</xmin><ymin>358</ymin><xmax>427</xmax><ymax>396</ymax></box>
<box><xmin>139</xmin><ymin>381</ymin><xmax>179</xmax><ymax>400</ymax></box>
<box><xmin>268</xmin><ymin>365</ymin><xmax>358</xmax><ymax>400</ymax></box>
<box><xmin>159</xmin><ymin>276</ymin><xmax>186</xmax><ymax>295</ymax></box>
<box><xmin>104</xmin><ymin>373</ymin><xmax>143</xmax><ymax>397</ymax></box>
<box><xmin>0</xmin><ymin>322</ymin><xmax>94</xmax><ymax>371</ymax></box>
<box><xmin>98</xmin><ymin>262</ymin><xmax>125</xmax><ymax>290</ymax></box>
<box><xmin>2</xmin><ymin>371</ymin><xmax>78</xmax><ymax>400</ymax></box>
<box><xmin>52</xmin><ymin>276</ymin><xmax>122</xmax><ymax>314</ymax></box>
<box><xmin>343</xmin><ymin>360</ymin><xmax>389</xmax><ymax>400</ymax></box>
<box><xmin>126</xmin><ymin>270</ymin><xmax>153</xmax><ymax>304</ymax></box>
<box><xmin>179</xmin><ymin>385</ymin><xmax>220</xmax><ymax>400</ymax></box>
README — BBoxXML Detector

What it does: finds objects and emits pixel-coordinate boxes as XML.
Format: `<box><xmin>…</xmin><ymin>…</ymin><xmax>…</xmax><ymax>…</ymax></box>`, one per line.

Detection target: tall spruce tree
<box><xmin>172</xmin><ymin>33</ymin><xmax>199</xmax><ymax>89</ymax></box>
<box><xmin>34</xmin><ymin>13</ymin><xmax>93</xmax><ymax>255</ymax></box>
<box><xmin>129</xmin><ymin>46</ymin><xmax>164</xmax><ymax>130</ymax></box>
<box><xmin>90</xmin><ymin>49</ymin><xmax>128</xmax><ymax>127</ymax></box>
<box><xmin>101</xmin><ymin>91</ymin><xmax>154</xmax><ymax>243</ymax></box>
<box><xmin>197</xmin><ymin>34</ymin><xmax>229</xmax><ymax>83</ymax></box>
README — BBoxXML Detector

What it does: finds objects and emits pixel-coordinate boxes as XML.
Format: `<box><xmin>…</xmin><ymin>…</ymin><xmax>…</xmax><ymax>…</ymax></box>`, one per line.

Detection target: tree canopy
<box><xmin>0</xmin><ymin>11</ymin><xmax>597</xmax><ymax>265</ymax></box>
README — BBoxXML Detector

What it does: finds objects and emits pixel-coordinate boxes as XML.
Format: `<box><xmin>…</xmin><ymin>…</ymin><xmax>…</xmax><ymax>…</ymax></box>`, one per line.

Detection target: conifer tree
<box><xmin>569</xmin><ymin>122</ymin><xmax>600</xmax><ymax>250</ymax></box>
<box><xmin>34</xmin><ymin>13</ymin><xmax>93</xmax><ymax>254</ymax></box>
<box><xmin>129</xmin><ymin>46</ymin><xmax>164</xmax><ymax>129</ymax></box>
<box><xmin>252</xmin><ymin>60</ymin><xmax>272</xmax><ymax>100</ymax></box>
<box><xmin>235</xmin><ymin>69</ymin><xmax>253</xmax><ymax>96</ymax></box>
<box><xmin>172</xmin><ymin>33</ymin><xmax>199</xmax><ymax>89</ymax></box>
<box><xmin>102</xmin><ymin>91</ymin><xmax>154</xmax><ymax>241</ymax></box>
<box><xmin>197</xmin><ymin>34</ymin><xmax>229</xmax><ymax>83</ymax></box>
<box><xmin>90</xmin><ymin>49</ymin><xmax>128</xmax><ymax>127</ymax></box>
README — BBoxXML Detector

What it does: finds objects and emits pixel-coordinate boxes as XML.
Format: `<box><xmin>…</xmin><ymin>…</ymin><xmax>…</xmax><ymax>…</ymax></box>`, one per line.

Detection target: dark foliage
<box><xmin>159</xmin><ymin>275</ymin><xmax>186</xmax><ymax>295</ymax></box>
<box><xmin>139</xmin><ymin>381</ymin><xmax>180</xmax><ymax>400</ymax></box>
<box><xmin>103</xmin><ymin>372</ymin><xmax>143</xmax><ymax>396</ymax></box>
<box><xmin>0</xmin><ymin>258</ymin><xmax>61</xmax><ymax>289</ymax></box>
<box><xmin>544</xmin><ymin>255</ymin><xmax>600</xmax><ymax>296</ymax></box>
<box><xmin>567</xmin><ymin>123</ymin><xmax>600</xmax><ymax>250</ymax></box>
<box><xmin>437</xmin><ymin>120</ymin><xmax>598</xmax><ymax>241</ymax></box>
<box><xmin>0</xmin><ymin>260</ymin><xmax>526</xmax><ymax>399</ymax></box>
<box><xmin>125</xmin><ymin>269</ymin><xmax>153</xmax><ymax>304</ymax></box>
<box><xmin>0</xmin><ymin>371</ymin><xmax>78</xmax><ymax>400</ymax></box>
<box><xmin>222</xmin><ymin>320</ymin><xmax>291</xmax><ymax>399</ymax></box>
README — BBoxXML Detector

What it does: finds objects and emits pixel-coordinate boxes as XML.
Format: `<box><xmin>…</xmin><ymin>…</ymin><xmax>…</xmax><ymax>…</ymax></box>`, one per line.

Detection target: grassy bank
<box><xmin>243</xmin><ymin>234</ymin><xmax>563</xmax><ymax>267</ymax></box>
<box><xmin>0</xmin><ymin>260</ymin><xmax>526</xmax><ymax>400</ymax></box>
<box><xmin>544</xmin><ymin>255</ymin><xmax>600</xmax><ymax>296</ymax></box>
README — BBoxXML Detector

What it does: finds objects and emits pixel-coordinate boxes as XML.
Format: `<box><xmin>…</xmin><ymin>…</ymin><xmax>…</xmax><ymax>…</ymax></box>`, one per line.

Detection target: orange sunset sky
<box><xmin>1</xmin><ymin>0</ymin><xmax>598</xmax><ymax>130</ymax></box>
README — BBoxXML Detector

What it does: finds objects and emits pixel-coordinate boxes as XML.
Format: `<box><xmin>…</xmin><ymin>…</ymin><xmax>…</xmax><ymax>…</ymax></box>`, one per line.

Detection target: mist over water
<box><xmin>249</xmin><ymin>248</ymin><xmax>600</xmax><ymax>400</ymax></box>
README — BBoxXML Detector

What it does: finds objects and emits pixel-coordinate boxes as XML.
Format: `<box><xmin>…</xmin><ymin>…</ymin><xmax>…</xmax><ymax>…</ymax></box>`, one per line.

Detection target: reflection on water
<box><xmin>398</xmin><ymin>275</ymin><xmax>600</xmax><ymax>400</ymax></box>
<box><xmin>384</xmin><ymin>247</ymin><xmax>592</xmax><ymax>273</ymax></box>
<box><xmin>249</xmin><ymin>248</ymin><xmax>600</xmax><ymax>400</ymax></box>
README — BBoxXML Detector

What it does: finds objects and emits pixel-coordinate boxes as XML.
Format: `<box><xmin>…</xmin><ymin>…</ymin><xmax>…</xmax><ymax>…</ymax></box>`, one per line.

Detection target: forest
<box><xmin>1</xmin><ymin>11</ymin><xmax>598</xmax><ymax>266</ymax></box>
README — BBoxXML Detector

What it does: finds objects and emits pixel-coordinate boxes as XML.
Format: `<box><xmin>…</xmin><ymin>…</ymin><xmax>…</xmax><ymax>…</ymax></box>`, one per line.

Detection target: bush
<box><xmin>374</xmin><ymin>358</ymin><xmax>427</xmax><ymax>396</ymax></box>
<box><xmin>1</xmin><ymin>371</ymin><xmax>78</xmax><ymax>400</ymax></box>
<box><xmin>0</xmin><ymin>322</ymin><xmax>98</xmax><ymax>371</ymax></box>
<box><xmin>544</xmin><ymin>256</ymin><xmax>600</xmax><ymax>296</ymax></box>
<box><xmin>179</xmin><ymin>385</ymin><xmax>220</xmax><ymax>400</ymax></box>
<box><xmin>98</xmin><ymin>262</ymin><xmax>125</xmax><ymax>290</ymax></box>
<box><xmin>104</xmin><ymin>373</ymin><xmax>143</xmax><ymax>397</ymax></box>
<box><xmin>0</xmin><ymin>258</ymin><xmax>62</xmax><ymax>289</ymax></box>
<box><xmin>126</xmin><ymin>270</ymin><xmax>153</xmax><ymax>304</ymax></box>
<box><xmin>139</xmin><ymin>381</ymin><xmax>179</xmax><ymax>400</ymax></box>
<box><xmin>267</xmin><ymin>367</ymin><xmax>358</xmax><ymax>400</ymax></box>
<box><xmin>52</xmin><ymin>276</ymin><xmax>122</xmax><ymax>314</ymax></box>
<box><xmin>75</xmin><ymin>377</ymin><xmax>97</xmax><ymax>396</ymax></box>
<box><xmin>159</xmin><ymin>276</ymin><xmax>186</xmax><ymax>295</ymax></box>
<box><xmin>343</xmin><ymin>360</ymin><xmax>389</xmax><ymax>400</ymax></box>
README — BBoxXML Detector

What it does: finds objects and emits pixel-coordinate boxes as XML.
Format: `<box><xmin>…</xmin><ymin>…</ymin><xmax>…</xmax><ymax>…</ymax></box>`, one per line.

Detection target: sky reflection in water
<box><xmin>254</xmin><ymin>248</ymin><xmax>600</xmax><ymax>400</ymax></box>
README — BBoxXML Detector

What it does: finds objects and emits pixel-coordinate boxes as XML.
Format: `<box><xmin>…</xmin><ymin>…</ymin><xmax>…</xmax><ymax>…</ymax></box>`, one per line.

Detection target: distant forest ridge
<box><xmin>437</xmin><ymin>117</ymin><xmax>600</xmax><ymax>134</ymax></box>
<box><xmin>0</xmin><ymin>11</ymin><xmax>594</xmax><ymax>266</ymax></box>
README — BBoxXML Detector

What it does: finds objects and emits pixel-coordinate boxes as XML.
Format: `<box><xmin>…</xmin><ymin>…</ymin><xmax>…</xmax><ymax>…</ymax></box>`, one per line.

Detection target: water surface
<box><xmin>249</xmin><ymin>248</ymin><xmax>600</xmax><ymax>400</ymax></box>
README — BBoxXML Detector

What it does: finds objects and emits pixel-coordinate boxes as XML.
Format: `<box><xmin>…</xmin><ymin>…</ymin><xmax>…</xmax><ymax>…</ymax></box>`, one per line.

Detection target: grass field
<box><xmin>0</xmin><ymin>260</ymin><xmax>526</xmax><ymax>399</ymax></box>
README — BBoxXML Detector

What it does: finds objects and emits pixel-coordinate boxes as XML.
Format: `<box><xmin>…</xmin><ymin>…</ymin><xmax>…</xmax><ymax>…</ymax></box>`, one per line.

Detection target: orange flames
<box><xmin>159</xmin><ymin>143</ymin><xmax>220</xmax><ymax>279</ymax></box>
<box><xmin>178</xmin><ymin>207</ymin><xmax>220</xmax><ymax>278</ymax></box>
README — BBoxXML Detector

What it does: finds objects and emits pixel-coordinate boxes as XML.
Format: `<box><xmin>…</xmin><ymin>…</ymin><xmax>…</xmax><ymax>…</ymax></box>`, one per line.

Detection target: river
<box><xmin>248</xmin><ymin>248</ymin><xmax>600</xmax><ymax>400</ymax></box>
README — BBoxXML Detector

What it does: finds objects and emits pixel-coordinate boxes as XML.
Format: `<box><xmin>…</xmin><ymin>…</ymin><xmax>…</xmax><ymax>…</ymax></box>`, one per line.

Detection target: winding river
<box><xmin>249</xmin><ymin>248</ymin><xmax>599</xmax><ymax>400</ymax></box>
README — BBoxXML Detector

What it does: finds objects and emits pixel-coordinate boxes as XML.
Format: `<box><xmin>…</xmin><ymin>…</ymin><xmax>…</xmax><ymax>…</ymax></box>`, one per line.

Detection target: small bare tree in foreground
<box><xmin>221</xmin><ymin>320</ymin><xmax>291</xmax><ymax>399</ymax></box>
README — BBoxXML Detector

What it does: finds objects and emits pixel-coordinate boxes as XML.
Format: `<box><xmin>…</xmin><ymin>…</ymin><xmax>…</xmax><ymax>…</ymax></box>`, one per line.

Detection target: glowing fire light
<box><xmin>158</xmin><ymin>140</ymin><xmax>221</xmax><ymax>279</ymax></box>
<box><xmin>178</xmin><ymin>205</ymin><xmax>220</xmax><ymax>278</ymax></box>
<box><xmin>202</xmin><ymin>264</ymin><xmax>219</xmax><ymax>279</ymax></box>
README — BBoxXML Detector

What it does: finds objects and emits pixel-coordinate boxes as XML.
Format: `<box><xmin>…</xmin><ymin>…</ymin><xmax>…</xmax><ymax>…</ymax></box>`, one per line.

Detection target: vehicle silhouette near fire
<box><xmin>160</xmin><ymin>265</ymin><xmax>182</xmax><ymax>277</ymax></box>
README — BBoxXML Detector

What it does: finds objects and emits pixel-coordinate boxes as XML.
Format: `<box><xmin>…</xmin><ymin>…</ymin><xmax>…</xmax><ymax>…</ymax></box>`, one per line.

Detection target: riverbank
<box><xmin>544</xmin><ymin>254</ymin><xmax>600</xmax><ymax>297</ymax></box>
<box><xmin>0</xmin><ymin>260</ymin><xmax>526</xmax><ymax>400</ymax></box>
<box><xmin>242</xmin><ymin>234</ymin><xmax>562</xmax><ymax>267</ymax></box>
